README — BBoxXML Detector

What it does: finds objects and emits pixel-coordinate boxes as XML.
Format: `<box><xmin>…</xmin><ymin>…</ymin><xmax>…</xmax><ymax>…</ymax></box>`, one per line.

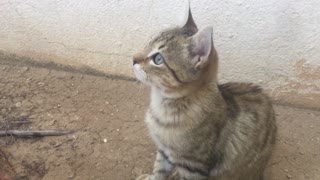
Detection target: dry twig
<box><xmin>0</xmin><ymin>130</ymin><xmax>75</xmax><ymax>137</ymax></box>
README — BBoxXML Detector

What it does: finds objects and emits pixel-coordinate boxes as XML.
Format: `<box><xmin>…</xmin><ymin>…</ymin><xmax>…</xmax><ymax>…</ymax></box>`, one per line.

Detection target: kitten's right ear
<box><xmin>182</xmin><ymin>1</ymin><xmax>198</xmax><ymax>33</ymax></box>
<box><xmin>189</xmin><ymin>26</ymin><xmax>213</xmax><ymax>70</ymax></box>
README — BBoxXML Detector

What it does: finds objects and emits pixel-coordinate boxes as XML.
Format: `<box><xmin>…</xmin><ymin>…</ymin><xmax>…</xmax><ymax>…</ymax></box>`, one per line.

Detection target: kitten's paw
<box><xmin>136</xmin><ymin>174</ymin><xmax>152</xmax><ymax>180</ymax></box>
<box><xmin>168</xmin><ymin>171</ymin><xmax>179</xmax><ymax>180</ymax></box>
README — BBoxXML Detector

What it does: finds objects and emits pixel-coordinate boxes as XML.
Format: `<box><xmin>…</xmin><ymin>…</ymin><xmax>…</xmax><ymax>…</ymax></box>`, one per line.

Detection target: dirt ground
<box><xmin>0</xmin><ymin>57</ymin><xmax>319</xmax><ymax>180</ymax></box>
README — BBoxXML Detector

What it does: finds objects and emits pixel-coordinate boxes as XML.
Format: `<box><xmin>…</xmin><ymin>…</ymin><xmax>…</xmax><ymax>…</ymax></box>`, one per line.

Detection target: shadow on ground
<box><xmin>0</xmin><ymin>58</ymin><xmax>319</xmax><ymax>180</ymax></box>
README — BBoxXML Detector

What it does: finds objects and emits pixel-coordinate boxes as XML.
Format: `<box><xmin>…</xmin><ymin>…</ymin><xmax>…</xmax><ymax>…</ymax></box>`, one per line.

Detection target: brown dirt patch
<box><xmin>0</xmin><ymin>61</ymin><xmax>319</xmax><ymax>180</ymax></box>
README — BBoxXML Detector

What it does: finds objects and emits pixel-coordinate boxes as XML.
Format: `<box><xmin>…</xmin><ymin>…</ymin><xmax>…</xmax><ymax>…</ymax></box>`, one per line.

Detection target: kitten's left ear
<box><xmin>181</xmin><ymin>1</ymin><xmax>198</xmax><ymax>33</ymax></box>
<box><xmin>189</xmin><ymin>26</ymin><xmax>213</xmax><ymax>70</ymax></box>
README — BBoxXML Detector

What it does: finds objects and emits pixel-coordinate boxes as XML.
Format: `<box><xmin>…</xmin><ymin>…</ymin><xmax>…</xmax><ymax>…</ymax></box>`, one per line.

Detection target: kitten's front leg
<box><xmin>136</xmin><ymin>150</ymin><xmax>174</xmax><ymax>180</ymax></box>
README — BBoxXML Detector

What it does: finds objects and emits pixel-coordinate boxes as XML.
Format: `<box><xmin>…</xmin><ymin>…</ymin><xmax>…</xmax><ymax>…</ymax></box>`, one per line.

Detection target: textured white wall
<box><xmin>1</xmin><ymin>0</ymin><xmax>319</xmax><ymax>107</ymax></box>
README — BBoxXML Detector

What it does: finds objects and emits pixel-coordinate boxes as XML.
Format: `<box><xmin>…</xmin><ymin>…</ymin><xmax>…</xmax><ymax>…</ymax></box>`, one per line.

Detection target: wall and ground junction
<box><xmin>1</xmin><ymin>0</ymin><xmax>319</xmax><ymax>109</ymax></box>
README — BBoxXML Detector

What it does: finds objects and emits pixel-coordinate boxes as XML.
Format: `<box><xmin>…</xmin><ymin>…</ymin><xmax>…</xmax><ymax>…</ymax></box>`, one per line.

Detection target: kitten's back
<box><xmin>218</xmin><ymin>82</ymin><xmax>272</xmax><ymax>111</ymax></box>
<box><xmin>217</xmin><ymin>82</ymin><xmax>276</xmax><ymax>179</ymax></box>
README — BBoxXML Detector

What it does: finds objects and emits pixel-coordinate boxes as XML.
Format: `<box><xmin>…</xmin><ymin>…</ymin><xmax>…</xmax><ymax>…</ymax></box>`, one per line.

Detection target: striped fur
<box><xmin>133</xmin><ymin>8</ymin><xmax>276</xmax><ymax>180</ymax></box>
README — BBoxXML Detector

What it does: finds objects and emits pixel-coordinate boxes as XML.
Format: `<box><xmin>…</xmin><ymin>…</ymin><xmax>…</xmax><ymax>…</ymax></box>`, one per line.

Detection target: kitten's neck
<box><xmin>151</xmin><ymin>81</ymin><xmax>220</xmax><ymax>100</ymax></box>
<box><xmin>150</xmin><ymin>81</ymin><xmax>227</xmax><ymax>128</ymax></box>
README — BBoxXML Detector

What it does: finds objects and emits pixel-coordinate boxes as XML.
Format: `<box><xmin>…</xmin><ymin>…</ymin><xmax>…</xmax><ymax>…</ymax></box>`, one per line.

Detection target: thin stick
<box><xmin>8</xmin><ymin>120</ymin><xmax>32</xmax><ymax>124</ymax></box>
<box><xmin>0</xmin><ymin>130</ymin><xmax>75</xmax><ymax>137</ymax></box>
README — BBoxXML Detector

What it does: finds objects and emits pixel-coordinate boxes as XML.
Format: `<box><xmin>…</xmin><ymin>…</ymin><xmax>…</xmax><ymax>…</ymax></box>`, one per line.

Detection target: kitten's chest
<box><xmin>145</xmin><ymin>107</ymin><xmax>195</xmax><ymax>153</ymax></box>
<box><xmin>146</xmin><ymin>91</ymin><xmax>204</xmax><ymax>151</ymax></box>
<box><xmin>146</xmin><ymin>109</ymin><xmax>183</xmax><ymax>143</ymax></box>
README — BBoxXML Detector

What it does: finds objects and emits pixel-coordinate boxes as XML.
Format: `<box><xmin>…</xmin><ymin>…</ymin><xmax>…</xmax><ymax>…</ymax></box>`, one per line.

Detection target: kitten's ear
<box><xmin>182</xmin><ymin>2</ymin><xmax>198</xmax><ymax>33</ymax></box>
<box><xmin>189</xmin><ymin>26</ymin><xmax>213</xmax><ymax>70</ymax></box>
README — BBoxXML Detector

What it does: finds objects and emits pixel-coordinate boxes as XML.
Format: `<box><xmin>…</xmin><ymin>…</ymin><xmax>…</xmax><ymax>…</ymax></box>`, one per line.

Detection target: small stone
<box><xmin>116</xmin><ymin>129</ymin><xmax>120</xmax><ymax>131</ymax></box>
<box><xmin>15</xmin><ymin>102</ymin><xmax>22</xmax><ymax>107</ymax></box>
<box><xmin>37</xmin><ymin>82</ymin><xmax>45</xmax><ymax>86</ymax></box>
<box><xmin>103</xmin><ymin>138</ymin><xmax>107</xmax><ymax>143</ymax></box>
<box><xmin>51</xmin><ymin>120</ymin><xmax>57</xmax><ymax>125</ymax></box>
<box><xmin>20</xmin><ymin>112</ymin><xmax>29</xmax><ymax>117</ymax></box>
<box><xmin>284</xmin><ymin>169</ymin><xmax>289</xmax><ymax>172</ymax></box>
<box><xmin>22</xmin><ymin>66</ymin><xmax>29</xmax><ymax>72</ymax></box>
<box><xmin>286</xmin><ymin>174</ymin><xmax>293</xmax><ymax>179</ymax></box>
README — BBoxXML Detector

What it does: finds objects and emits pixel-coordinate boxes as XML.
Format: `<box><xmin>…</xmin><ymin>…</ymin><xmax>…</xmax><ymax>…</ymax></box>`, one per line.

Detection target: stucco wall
<box><xmin>1</xmin><ymin>0</ymin><xmax>319</xmax><ymax>108</ymax></box>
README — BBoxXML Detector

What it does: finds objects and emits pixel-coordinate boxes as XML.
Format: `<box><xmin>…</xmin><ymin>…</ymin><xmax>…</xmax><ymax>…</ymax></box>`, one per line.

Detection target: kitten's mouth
<box><xmin>133</xmin><ymin>64</ymin><xmax>147</xmax><ymax>82</ymax></box>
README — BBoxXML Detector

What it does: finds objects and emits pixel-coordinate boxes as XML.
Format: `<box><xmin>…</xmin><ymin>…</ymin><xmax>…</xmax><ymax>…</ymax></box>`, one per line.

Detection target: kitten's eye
<box><xmin>153</xmin><ymin>53</ymin><xmax>164</xmax><ymax>65</ymax></box>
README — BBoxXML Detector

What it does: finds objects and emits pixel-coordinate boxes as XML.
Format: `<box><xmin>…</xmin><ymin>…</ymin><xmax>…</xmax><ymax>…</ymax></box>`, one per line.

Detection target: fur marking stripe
<box><xmin>158</xmin><ymin>150</ymin><xmax>173</xmax><ymax>165</ymax></box>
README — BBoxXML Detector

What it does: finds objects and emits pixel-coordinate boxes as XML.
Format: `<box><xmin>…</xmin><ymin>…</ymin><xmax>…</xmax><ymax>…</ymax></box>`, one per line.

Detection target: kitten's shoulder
<box><xmin>218</xmin><ymin>82</ymin><xmax>272</xmax><ymax>120</ymax></box>
<box><xmin>218</xmin><ymin>82</ymin><xmax>271</xmax><ymax>104</ymax></box>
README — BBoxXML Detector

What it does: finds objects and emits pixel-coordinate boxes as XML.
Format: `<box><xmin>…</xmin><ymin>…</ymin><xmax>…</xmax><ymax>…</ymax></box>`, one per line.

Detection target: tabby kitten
<box><xmin>132</xmin><ymin>7</ymin><xmax>277</xmax><ymax>180</ymax></box>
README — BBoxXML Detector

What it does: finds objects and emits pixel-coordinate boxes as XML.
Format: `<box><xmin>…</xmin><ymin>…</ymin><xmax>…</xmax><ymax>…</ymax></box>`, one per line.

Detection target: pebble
<box><xmin>286</xmin><ymin>174</ymin><xmax>293</xmax><ymax>179</ymax></box>
<box><xmin>22</xmin><ymin>66</ymin><xmax>29</xmax><ymax>72</ymax></box>
<box><xmin>103</xmin><ymin>138</ymin><xmax>107</xmax><ymax>143</ymax></box>
<box><xmin>20</xmin><ymin>112</ymin><xmax>29</xmax><ymax>117</ymax></box>
<box><xmin>15</xmin><ymin>102</ymin><xmax>22</xmax><ymax>107</ymax></box>
<box><xmin>51</xmin><ymin>120</ymin><xmax>57</xmax><ymax>125</ymax></box>
<box><xmin>38</xmin><ymin>82</ymin><xmax>45</xmax><ymax>86</ymax></box>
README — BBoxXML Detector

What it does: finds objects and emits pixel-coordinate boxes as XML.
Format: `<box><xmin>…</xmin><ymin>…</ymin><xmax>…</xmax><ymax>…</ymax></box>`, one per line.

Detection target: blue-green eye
<box><xmin>153</xmin><ymin>53</ymin><xmax>164</xmax><ymax>65</ymax></box>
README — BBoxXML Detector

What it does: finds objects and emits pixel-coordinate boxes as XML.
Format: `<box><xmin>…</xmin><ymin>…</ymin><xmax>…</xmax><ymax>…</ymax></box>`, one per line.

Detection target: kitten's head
<box><xmin>133</xmin><ymin>7</ymin><xmax>218</xmax><ymax>98</ymax></box>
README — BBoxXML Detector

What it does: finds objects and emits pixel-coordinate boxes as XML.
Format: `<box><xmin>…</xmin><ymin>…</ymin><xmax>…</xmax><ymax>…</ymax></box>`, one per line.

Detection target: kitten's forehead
<box><xmin>149</xmin><ymin>27</ymin><xmax>195</xmax><ymax>48</ymax></box>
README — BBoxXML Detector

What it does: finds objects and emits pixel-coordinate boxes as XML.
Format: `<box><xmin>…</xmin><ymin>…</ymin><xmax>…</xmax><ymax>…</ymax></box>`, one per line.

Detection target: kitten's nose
<box><xmin>133</xmin><ymin>59</ymin><xmax>137</xmax><ymax>65</ymax></box>
<box><xmin>132</xmin><ymin>53</ymin><xmax>144</xmax><ymax>65</ymax></box>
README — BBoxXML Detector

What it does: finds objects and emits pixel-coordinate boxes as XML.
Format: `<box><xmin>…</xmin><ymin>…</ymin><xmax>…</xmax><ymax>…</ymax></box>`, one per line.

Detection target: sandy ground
<box><xmin>0</xmin><ymin>58</ymin><xmax>319</xmax><ymax>180</ymax></box>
